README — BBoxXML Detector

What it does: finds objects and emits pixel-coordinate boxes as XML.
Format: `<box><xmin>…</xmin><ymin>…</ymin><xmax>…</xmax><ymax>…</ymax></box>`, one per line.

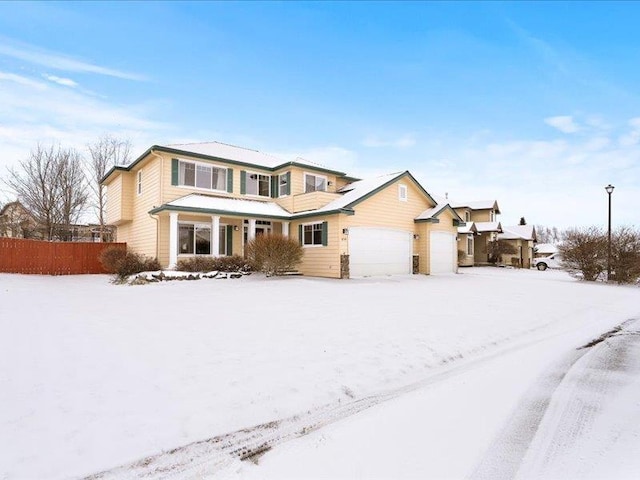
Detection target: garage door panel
<box><xmin>349</xmin><ymin>227</ymin><xmax>412</xmax><ymax>277</ymax></box>
<box><xmin>430</xmin><ymin>231</ymin><xmax>456</xmax><ymax>274</ymax></box>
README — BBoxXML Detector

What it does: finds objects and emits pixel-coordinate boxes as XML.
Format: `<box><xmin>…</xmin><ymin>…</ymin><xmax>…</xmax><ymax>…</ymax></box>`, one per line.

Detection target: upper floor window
<box><xmin>304</xmin><ymin>173</ymin><xmax>327</xmax><ymax>193</ymax></box>
<box><xmin>246</xmin><ymin>172</ymin><xmax>270</xmax><ymax>197</ymax></box>
<box><xmin>137</xmin><ymin>170</ymin><xmax>142</xmax><ymax>195</ymax></box>
<box><xmin>279</xmin><ymin>172</ymin><xmax>290</xmax><ymax>197</ymax></box>
<box><xmin>465</xmin><ymin>211</ymin><xmax>471</xmax><ymax>222</ymax></box>
<box><xmin>398</xmin><ymin>184</ymin><xmax>408</xmax><ymax>202</ymax></box>
<box><xmin>178</xmin><ymin>160</ymin><xmax>227</xmax><ymax>191</ymax></box>
<box><xmin>490</xmin><ymin>210</ymin><xmax>495</xmax><ymax>222</ymax></box>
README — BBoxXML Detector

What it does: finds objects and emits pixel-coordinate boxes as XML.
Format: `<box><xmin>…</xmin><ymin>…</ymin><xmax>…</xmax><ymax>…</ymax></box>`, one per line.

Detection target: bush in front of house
<box><xmin>245</xmin><ymin>234</ymin><xmax>303</xmax><ymax>276</ymax></box>
<box><xmin>99</xmin><ymin>246</ymin><xmax>161</xmax><ymax>281</ymax></box>
<box><xmin>176</xmin><ymin>255</ymin><xmax>250</xmax><ymax>273</ymax></box>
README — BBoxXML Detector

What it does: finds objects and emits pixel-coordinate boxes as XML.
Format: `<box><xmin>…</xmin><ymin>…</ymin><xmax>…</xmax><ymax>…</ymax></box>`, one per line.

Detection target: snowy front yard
<box><xmin>1</xmin><ymin>268</ymin><xmax>639</xmax><ymax>479</ymax></box>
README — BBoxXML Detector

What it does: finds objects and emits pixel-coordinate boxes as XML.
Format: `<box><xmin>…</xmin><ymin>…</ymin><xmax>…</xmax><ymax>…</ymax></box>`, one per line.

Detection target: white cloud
<box><xmin>0</xmin><ymin>37</ymin><xmax>146</xmax><ymax>81</ymax></box>
<box><xmin>0</xmin><ymin>70</ymin><xmax>167</xmax><ymax>173</ymax></box>
<box><xmin>362</xmin><ymin>134</ymin><xmax>416</xmax><ymax>148</ymax></box>
<box><xmin>42</xmin><ymin>73</ymin><xmax>78</xmax><ymax>88</ymax></box>
<box><xmin>544</xmin><ymin>115</ymin><xmax>580</xmax><ymax>133</ymax></box>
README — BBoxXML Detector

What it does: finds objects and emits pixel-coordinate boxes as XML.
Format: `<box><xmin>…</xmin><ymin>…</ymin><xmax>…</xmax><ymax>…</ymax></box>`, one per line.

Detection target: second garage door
<box><xmin>429</xmin><ymin>231</ymin><xmax>456</xmax><ymax>274</ymax></box>
<box><xmin>349</xmin><ymin>227</ymin><xmax>412</xmax><ymax>277</ymax></box>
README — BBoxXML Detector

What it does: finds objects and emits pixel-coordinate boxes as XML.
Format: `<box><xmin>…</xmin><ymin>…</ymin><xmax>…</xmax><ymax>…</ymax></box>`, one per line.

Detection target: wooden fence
<box><xmin>0</xmin><ymin>237</ymin><xmax>126</xmax><ymax>275</ymax></box>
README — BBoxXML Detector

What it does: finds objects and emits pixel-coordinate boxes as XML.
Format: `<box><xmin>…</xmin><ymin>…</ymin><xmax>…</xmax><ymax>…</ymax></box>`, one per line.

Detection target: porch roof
<box><xmin>150</xmin><ymin>194</ymin><xmax>293</xmax><ymax>220</ymax></box>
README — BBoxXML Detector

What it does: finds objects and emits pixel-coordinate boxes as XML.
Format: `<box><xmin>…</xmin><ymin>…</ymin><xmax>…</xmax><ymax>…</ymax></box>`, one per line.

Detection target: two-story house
<box><xmin>101</xmin><ymin>142</ymin><xmax>463</xmax><ymax>278</ymax></box>
<box><xmin>449</xmin><ymin>200</ymin><xmax>502</xmax><ymax>266</ymax></box>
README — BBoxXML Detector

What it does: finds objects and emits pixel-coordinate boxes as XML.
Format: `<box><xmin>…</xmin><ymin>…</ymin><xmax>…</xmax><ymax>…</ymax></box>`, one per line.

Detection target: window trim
<box><xmin>137</xmin><ymin>170</ymin><xmax>142</xmax><ymax>195</ymax></box>
<box><xmin>398</xmin><ymin>184</ymin><xmax>408</xmax><ymax>202</ymax></box>
<box><xmin>466</xmin><ymin>234</ymin><xmax>474</xmax><ymax>256</ymax></box>
<box><xmin>278</xmin><ymin>172</ymin><xmax>290</xmax><ymax>197</ymax></box>
<box><xmin>301</xmin><ymin>221</ymin><xmax>325</xmax><ymax>247</ymax></box>
<box><xmin>176</xmin><ymin>159</ymin><xmax>228</xmax><ymax>193</ymax></box>
<box><xmin>303</xmin><ymin>172</ymin><xmax>328</xmax><ymax>193</ymax></box>
<box><xmin>178</xmin><ymin>221</ymin><xmax>212</xmax><ymax>256</ymax></box>
<box><xmin>245</xmin><ymin>170</ymin><xmax>271</xmax><ymax>197</ymax></box>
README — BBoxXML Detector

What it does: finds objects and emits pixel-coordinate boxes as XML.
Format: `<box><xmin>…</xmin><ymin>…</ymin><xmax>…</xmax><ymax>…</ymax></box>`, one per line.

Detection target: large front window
<box><xmin>179</xmin><ymin>160</ymin><xmax>226</xmax><ymax>191</ymax></box>
<box><xmin>246</xmin><ymin>172</ymin><xmax>270</xmax><ymax>197</ymax></box>
<box><xmin>304</xmin><ymin>173</ymin><xmax>327</xmax><ymax>193</ymax></box>
<box><xmin>178</xmin><ymin>224</ymin><xmax>228</xmax><ymax>255</ymax></box>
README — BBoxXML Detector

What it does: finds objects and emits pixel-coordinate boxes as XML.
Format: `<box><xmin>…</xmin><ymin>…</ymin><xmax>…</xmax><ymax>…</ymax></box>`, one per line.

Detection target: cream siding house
<box><xmin>102</xmin><ymin>142</ymin><xmax>462</xmax><ymax>278</ymax></box>
<box><xmin>448</xmin><ymin>199</ymin><xmax>502</xmax><ymax>266</ymax></box>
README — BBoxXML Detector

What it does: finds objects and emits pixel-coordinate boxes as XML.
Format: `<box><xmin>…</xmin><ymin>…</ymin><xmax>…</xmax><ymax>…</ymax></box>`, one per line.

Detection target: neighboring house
<box><xmin>534</xmin><ymin>243</ymin><xmax>558</xmax><ymax>258</ymax></box>
<box><xmin>497</xmin><ymin>225</ymin><xmax>537</xmax><ymax>268</ymax></box>
<box><xmin>0</xmin><ymin>201</ymin><xmax>114</xmax><ymax>242</ymax></box>
<box><xmin>0</xmin><ymin>201</ymin><xmax>40</xmax><ymax>239</ymax></box>
<box><xmin>448</xmin><ymin>199</ymin><xmax>502</xmax><ymax>265</ymax></box>
<box><xmin>101</xmin><ymin>142</ymin><xmax>464</xmax><ymax>278</ymax></box>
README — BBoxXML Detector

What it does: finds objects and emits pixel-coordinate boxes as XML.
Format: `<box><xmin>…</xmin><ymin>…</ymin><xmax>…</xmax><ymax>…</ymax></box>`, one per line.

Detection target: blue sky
<box><xmin>0</xmin><ymin>1</ymin><xmax>638</xmax><ymax>228</ymax></box>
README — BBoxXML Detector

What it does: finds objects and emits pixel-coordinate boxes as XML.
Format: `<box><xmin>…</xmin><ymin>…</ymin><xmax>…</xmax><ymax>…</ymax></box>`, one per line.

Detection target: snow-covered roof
<box><xmin>415</xmin><ymin>203</ymin><xmax>460</xmax><ymax>222</ymax></box>
<box><xmin>164</xmin><ymin>142</ymin><xmax>335</xmax><ymax>172</ymax></box>
<box><xmin>161</xmin><ymin>194</ymin><xmax>292</xmax><ymax>218</ymax></box>
<box><xmin>315</xmin><ymin>172</ymin><xmax>408</xmax><ymax>213</ymax></box>
<box><xmin>449</xmin><ymin>199</ymin><xmax>500</xmax><ymax>213</ymax></box>
<box><xmin>475</xmin><ymin>221</ymin><xmax>502</xmax><ymax>233</ymax></box>
<box><xmin>458</xmin><ymin>222</ymin><xmax>477</xmax><ymax>234</ymax></box>
<box><xmin>535</xmin><ymin>243</ymin><xmax>558</xmax><ymax>254</ymax></box>
<box><xmin>498</xmin><ymin>225</ymin><xmax>536</xmax><ymax>241</ymax></box>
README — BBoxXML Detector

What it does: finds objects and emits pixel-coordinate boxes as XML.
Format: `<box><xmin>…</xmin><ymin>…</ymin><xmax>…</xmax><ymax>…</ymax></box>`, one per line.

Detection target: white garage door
<box><xmin>349</xmin><ymin>227</ymin><xmax>412</xmax><ymax>277</ymax></box>
<box><xmin>430</xmin><ymin>231</ymin><xmax>456</xmax><ymax>274</ymax></box>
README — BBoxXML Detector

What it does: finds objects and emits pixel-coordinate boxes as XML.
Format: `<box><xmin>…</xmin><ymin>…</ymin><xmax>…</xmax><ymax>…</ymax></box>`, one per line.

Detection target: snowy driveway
<box><xmin>1</xmin><ymin>268</ymin><xmax>639</xmax><ymax>479</ymax></box>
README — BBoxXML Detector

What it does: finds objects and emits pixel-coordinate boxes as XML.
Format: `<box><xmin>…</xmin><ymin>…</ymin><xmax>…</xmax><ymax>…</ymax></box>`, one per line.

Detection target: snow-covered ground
<box><xmin>1</xmin><ymin>268</ymin><xmax>638</xmax><ymax>479</ymax></box>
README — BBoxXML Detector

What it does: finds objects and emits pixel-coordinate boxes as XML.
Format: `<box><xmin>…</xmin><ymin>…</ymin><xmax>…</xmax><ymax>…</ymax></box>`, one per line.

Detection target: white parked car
<box><xmin>533</xmin><ymin>253</ymin><xmax>563</xmax><ymax>271</ymax></box>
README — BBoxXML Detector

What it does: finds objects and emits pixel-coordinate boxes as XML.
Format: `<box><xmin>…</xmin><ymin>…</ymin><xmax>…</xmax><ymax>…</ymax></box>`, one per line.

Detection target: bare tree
<box><xmin>4</xmin><ymin>144</ymin><xmax>88</xmax><ymax>240</ymax></box>
<box><xmin>559</xmin><ymin>226</ymin><xmax>607</xmax><ymax>281</ymax></box>
<box><xmin>87</xmin><ymin>135</ymin><xmax>131</xmax><ymax>241</ymax></box>
<box><xmin>55</xmin><ymin>149</ymin><xmax>89</xmax><ymax>240</ymax></box>
<box><xmin>610</xmin><ymin>226</ymin><xmax>640</xmax><ymax>284</ymax></box>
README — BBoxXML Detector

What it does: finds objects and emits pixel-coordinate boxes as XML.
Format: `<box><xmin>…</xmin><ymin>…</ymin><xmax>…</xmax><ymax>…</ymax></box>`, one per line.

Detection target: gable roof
<box><xmin>449</xmin><ymin>199</ymin><xmax>501</xmax><ymax>214</ymax></box>
<box><xmin>475</xmin><ymin>221</ymin><xmax>502</xmax><ymax>233</ymax></box>
<box><xmin>499</xmin><ymin>225</ymin><xmax>536</xmax><ymax>241</ymax></box>
<box><xmin>415</xmin><ymin>203</ymin><xmax>464</xmax><ymax>224</ymax></box>
<box><xmin>315</xmin><ymin>171</ymin><xmax>436</xmax><ymax>214</ymax></box>
<box><xmin>458</xmin><ymin>221</ymin><xmax>478</xmax><ymax>234</ymax></box>
<box><xmin>101</xmin><ymin>142</ymin><xmax>352</xmax><ymax>184</ymax></box>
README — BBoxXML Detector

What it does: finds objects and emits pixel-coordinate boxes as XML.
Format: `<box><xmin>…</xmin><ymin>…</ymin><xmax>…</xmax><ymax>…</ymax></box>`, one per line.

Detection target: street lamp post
<box><xmin>605</xmin><ymin>184</ymin><xmax>615</xmax><ymax>281</ymax></box>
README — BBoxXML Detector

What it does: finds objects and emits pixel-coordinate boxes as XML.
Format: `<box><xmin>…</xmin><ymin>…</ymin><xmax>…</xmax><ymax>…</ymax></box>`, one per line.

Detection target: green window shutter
<box><xmin>298</xmin><ymin>224</ymin><xmax>303</xmax><ymax>246</ymax></box>
<box><xmin>226</xmin><ymin>225</ymin><xmax>233</xmax><ymax>256</ymax></box>
<box><xmin>286</xmin><ymin>172</ymin><xmax>291</xmax><ymax>195</ymax></box>
<box><xmin>171</xmin><ymin>159</ymin><xmax>179</xmax><ymax>185</ymax></box>
<box><xmin>227</xmin><ymin>169</ymin><xmax>233</xmax><ymax>193</ymax></box>
<box><xmin>322</xmin><ymin>221</ymin><xmax>328</xmax><ymax>246</ymax></box>
<box><xmin>271</xmin><ymin>175</ymin><xmax>279</xmax><ymax>198</ymax></box>
<box><xmin>240</xmin><ymin>170</ymin><xmax>246</xmax><ymax>194</ymax></box>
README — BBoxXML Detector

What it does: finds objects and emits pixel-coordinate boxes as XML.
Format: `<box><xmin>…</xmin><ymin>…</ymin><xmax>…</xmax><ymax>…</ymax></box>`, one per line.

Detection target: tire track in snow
<box><xmin>470</xmin><ymin>318</ymin><xmax>640</xmax><ymax>480</ymax></box>
<box><xmin>83</xmin><ymin>319</ymin><xmax>631</xmax><ymax>480</ymax></box>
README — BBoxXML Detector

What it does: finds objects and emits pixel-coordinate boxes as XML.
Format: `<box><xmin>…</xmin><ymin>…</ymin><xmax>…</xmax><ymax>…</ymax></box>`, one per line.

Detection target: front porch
<box><xmin>162</xmin><ymin>212</ymin><xmax>291</xmax><ymax>269</ymax></box>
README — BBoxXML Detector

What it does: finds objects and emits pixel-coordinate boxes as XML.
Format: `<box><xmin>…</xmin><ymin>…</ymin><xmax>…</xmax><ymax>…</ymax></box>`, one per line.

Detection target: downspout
<box><xmin>148</xmin><ymin>212</ymin><xmax>160</xmax><ymax>260</ymax></box>
<box><xmin>147</xmin><ymin>149</ymin><xmax>164</xmax><ymax>262</ymax></box>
